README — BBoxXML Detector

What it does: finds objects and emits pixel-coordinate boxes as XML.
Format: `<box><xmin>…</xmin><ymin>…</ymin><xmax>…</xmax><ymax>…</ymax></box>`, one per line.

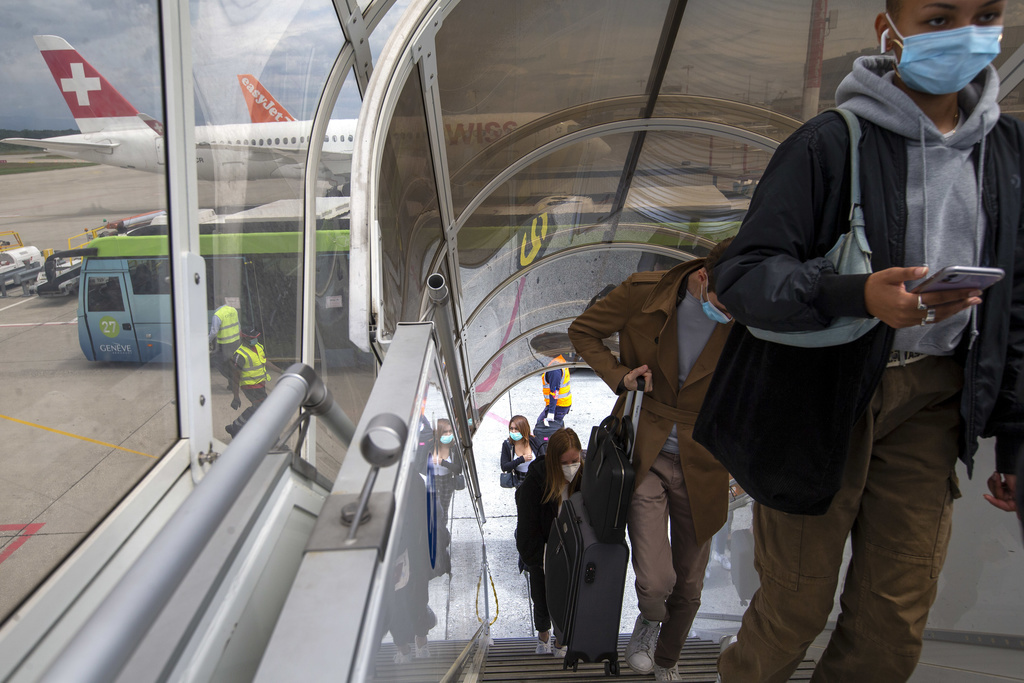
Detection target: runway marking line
<box><xmin>0</xmin><ymin>523</ymin><xmax>46</xmax><ymax>566</ymax></box>
<box><xmin>0</xmin><ymin>321</ymin><xmax>78</xmax><ymax>328</ymax></box>
<box><xmin>0</xmin><ymin>414</ymin><xmax>155</xmax><ymax>460</ymax></box>
<box><xmin>486</xmin><ymin>412</ymin><xmax>509</xmax><ymax>427</ymax></box>
<box><xmin>0</xmin><ymin>298</ymin><xmax>33</xmax><ymax>313</ymax></box>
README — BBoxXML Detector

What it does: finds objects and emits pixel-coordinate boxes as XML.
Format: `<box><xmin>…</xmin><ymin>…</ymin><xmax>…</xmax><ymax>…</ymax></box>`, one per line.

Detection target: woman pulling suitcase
<box><xmin>515</xmin><ymin>428</ymin><xmax>583</xmax><ymax>656</ymax></box>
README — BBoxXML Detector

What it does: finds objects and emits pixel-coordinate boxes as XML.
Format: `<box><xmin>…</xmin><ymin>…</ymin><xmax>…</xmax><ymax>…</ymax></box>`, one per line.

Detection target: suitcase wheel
<box><xmin>605</xmin><ymin>660</ymin><xmax>620</xmax><ymax>676</ymax></box>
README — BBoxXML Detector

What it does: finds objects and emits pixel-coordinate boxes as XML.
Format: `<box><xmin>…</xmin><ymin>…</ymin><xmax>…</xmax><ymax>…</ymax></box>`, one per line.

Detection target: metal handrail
<box><xmin>39</xmin><ymin>364</ymin><xmax>354</xmax><ymax>683</ymax></box>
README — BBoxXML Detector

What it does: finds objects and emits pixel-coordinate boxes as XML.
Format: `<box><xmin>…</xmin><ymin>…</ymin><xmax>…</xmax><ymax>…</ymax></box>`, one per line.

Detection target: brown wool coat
<box><xmin>568</xmin><ymin>259</ymin><xmax>731</xmax><ymax>546</ymax></box>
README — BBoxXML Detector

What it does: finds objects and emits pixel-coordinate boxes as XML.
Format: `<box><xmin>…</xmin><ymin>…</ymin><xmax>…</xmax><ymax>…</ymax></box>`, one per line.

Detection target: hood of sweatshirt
<box><xmin>835</xmin><ymin>56</ymin><xmax>1001</xmax><ymax>356</ymax></box>
<box><xmin>835</xmin><ymin>55</ymin><xmax>998</xmax><ymax>148</ymax></box>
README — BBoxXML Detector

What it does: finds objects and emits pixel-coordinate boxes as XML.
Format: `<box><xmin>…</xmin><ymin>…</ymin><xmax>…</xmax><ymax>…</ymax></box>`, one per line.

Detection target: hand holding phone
<box><xmin>911</xmin><ymin>266</ymin><xmax>1004</xmax><ymax>294</ymax></box>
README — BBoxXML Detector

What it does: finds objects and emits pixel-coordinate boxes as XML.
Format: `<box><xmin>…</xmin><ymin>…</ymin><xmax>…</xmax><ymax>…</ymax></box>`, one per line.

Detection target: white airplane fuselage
<box><xmin>35</xmin><ymin>119</ymin><xmax>356</xmax><ymax>181</ymax></box>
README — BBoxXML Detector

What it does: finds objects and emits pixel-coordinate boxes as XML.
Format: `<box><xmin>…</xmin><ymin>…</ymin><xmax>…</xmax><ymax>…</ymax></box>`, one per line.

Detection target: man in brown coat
<box><xmin>568</xmin><ymin>238</ymin><xmax>733</xmax><ymax>682</ymax></box>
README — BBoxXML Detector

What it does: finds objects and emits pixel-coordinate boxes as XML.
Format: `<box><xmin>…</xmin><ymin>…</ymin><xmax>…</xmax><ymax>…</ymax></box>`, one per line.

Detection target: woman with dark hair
<box><xmin>431</xmin><ymin>418</ymin><xmax>463</xmax><ymax>520</ymax></box>
<box><xmin>515</xmin><ymin>427</ymin><xmax>583</xmax><ymax>655</ymax></box>
<box><xmin>500</xmin><ymin>415</ymin><xmax>541</xmax><ymax>489</ymax></box>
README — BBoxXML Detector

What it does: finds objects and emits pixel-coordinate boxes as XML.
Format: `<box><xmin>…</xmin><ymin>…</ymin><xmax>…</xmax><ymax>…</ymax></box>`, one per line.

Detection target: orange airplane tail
<box><xmin>237</xmin><ymin>74</ymin><xmax>295</xmax><ymax>124</ymax></box>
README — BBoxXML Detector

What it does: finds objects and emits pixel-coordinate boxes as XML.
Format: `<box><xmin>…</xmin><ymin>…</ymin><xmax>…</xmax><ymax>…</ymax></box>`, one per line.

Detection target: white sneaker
<box><xmin>625</xmin><ymin>614</ymin><xmax>660</xmax><ymax>674</ymax></box>
<box><xmin>393</xmin><ymin>649</ymin><xmax>413</xmax><ymax>664</ymax></box>
<box><xmin>414</xmin><ymin>643</ymin><xmax>430</xmax><ymax>658</ymax></box>
<box><xmin>535</xmin><ymin>637</ymin><xmax>552</xmax><ymax>655</ymax></box>
<box><xmin>653</xmin><ymin>663</ymin><xmax>682</xmax><ymax>681</ymax></box>
<box><xmin>553</xmin><ymin>644</ymin><xmax>567</xmax><ymax>658</ymax></box>
<box><xmin>713</xmin><ymin>551</ymin><xmax>733</xmax><ymax>571</ymax></box>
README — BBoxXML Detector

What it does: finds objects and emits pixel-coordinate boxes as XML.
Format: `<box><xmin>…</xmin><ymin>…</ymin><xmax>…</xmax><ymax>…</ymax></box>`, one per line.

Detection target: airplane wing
<box><xmin>1</xmin><ymin>137</ymin><xmax>117</xmax><ymax>154</ymax></box>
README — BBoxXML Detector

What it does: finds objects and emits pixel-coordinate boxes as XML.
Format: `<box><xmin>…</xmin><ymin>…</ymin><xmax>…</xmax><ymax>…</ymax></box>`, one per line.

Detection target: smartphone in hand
<box><xmin>912</xmin><ymin>266</ymin><xmax>1004</xmax><ymax>293</ymax></box>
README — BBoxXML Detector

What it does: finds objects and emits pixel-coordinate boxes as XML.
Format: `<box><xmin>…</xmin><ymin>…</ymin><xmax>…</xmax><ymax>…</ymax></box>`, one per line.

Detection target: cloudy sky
<box><xmin>0</xmin><ymin>0</ymin><xmax>411</xmax><ymax>130</ymax></box>
<box><xmin>3</xmin><ymin>0</ymin><xmax>1023</xmax><ymax>131</ymax></box>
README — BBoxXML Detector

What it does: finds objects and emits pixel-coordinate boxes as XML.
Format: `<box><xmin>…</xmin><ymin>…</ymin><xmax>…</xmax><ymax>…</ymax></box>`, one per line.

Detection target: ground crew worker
<box><xmin>208</xmin><ymin>298</ymin><xmax>240</xmax><ymax>380</ymax></box>
<box><xmin>538</xmin><ymin>354</ymin><xmax>572</xmax><ymax>424</ymax></box>
<box><xmin>226</xmin><ymin>328</ymin><xmax>279</xmax><ymax>437</ymax></box>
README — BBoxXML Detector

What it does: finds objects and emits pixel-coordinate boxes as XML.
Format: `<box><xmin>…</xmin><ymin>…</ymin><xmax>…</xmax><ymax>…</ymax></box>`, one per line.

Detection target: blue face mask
<box><xmin>439</xmin><ymin>434</ymin><xmax>454</xmax><ymax>445</ymax></box>
<box><xmin>509</xmin><ymin>431</ymin><xmax>523</xmax><ymax>441</ymax></box>
<box><xmin>701</xmin><ymin>281</ymin><xmax>731</xmax><ymax>324</ymax></box>
<box><xmin>884</xmin><ymin>15</ymin><xmax>1002</xmax><ymax>95</ymax></box>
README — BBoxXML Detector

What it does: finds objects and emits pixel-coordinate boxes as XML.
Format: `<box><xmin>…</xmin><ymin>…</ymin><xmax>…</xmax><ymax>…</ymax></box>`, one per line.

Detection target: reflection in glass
<box><xmin>376</xmin><ymin>68</ymin><xmax>446</xmax><ymax>339</ymax></box>
<box><xmin>373</xmin><ymin>351</ymin><xmax>484</xmax><ymax>680</ymax></box>
<box><xmin>314</xmin><ymin>70</ymin><xmax>377</xmax><ymax>481</ymax></box>
<box><xmin>0</xmin><ymin>15</ymin><xmax>174</xmax><ymax>624</ymax></box>
<box><xmin>190</xmin><ymin>0</ymin><xmax>349</xmax><ymax>444</ymax></box>
<box><xmin>436</xmin><ymin>0</ymin><xmax>672</xmax><ymax>217</ymax></box>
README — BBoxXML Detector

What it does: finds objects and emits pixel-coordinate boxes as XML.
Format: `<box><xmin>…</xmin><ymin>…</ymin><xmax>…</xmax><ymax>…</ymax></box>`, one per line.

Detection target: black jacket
<box><xmin>501</xmin><ymin>435</ymin><xmax>542</xmax><ymax>485</ymax></box>
<box><xmin>695</xmin><ymin>111</ymin><xmax>1024</xmax><ymax>513</ymax></box>
<box><xmin>515</xmin><ymin>457</ymin><xmax>557</xmax><ymax>568</ymax></box>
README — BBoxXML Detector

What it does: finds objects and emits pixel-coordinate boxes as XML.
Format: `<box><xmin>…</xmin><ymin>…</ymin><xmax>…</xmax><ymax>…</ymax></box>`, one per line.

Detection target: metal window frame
<box><xmin>349</xmin><ymin>0</ymin><xmax>461</xmax><ymax>354</ymax></box>
<box><xmin>163</xmin><ymin>0</ymin><xmax>213</xmax><ymax>479</ymax></box>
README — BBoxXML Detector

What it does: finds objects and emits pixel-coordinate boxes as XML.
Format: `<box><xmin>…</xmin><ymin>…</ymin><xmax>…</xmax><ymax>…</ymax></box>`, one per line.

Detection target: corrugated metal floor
<box><xmin>480</xmin><ymin>635</ymin><xmax>814</xmax><ymax>682</ymax></box>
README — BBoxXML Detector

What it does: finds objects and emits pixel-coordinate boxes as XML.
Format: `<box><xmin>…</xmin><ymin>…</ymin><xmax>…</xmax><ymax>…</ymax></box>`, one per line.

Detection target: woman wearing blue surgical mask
<box><xmin>878</xmin><ymin>0</ymin><xmax>1003</xmax><ymax>131</ymax></box>
<box><xmin>515</xmin><ymin>428</ymin><xmax>583</xmax><ymax>657</ymax></box>
<box><xmin>500</xmin><ymin>415</ymin><xmax>541</xmax><ymax>489</ymax></box>
<box><xmin>431</xmin><ymin>418</ymin><xmax>463</xmax><ymax>520</ymax></box>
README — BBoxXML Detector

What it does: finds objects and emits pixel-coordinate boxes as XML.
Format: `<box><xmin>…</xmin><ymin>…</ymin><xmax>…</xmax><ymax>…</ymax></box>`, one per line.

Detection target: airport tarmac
<box><xmin>0</xmin><ymin>154</ymin><xmax>304</xmax><ymax>253</ymax></box>
<box><xmin>0</xmin><ymin>160</ymin><xmax>316</xmax><ymax>623</ymax></box>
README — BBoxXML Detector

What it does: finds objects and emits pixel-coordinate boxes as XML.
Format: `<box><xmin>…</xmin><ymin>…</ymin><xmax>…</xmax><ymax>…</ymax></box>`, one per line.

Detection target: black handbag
<box><xmin>579</xmin><ymin>380</ymin><xmax>643</xmax><ymax>544</ymax></box>
<box><xmin>500</xmin><ymin>471</ymin><xmax>515</xmax><ymax>488</ymax></box>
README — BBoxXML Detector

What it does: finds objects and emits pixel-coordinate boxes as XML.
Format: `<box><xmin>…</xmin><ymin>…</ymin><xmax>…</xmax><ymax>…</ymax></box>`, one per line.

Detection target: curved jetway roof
<box><xmin>348</xmin><ymin>0</ymin><xmax>1024</xmax><ymax>418</ymax></box>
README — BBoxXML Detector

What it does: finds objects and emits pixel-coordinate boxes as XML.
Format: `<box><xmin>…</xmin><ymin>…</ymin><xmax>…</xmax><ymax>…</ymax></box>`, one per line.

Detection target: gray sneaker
<box><xmin>624</xmin><ymin>614</ymin><xmax>660</xmax><ymax>674</ymax></box>
<box><xmin>654</xmin><ymin>663</ymin><xmax>682</xmax><ymax>681</ymax></box>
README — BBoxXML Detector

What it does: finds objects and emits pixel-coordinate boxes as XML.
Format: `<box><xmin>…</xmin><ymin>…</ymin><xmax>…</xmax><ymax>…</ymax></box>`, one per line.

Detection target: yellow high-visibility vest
<box><xmin>235</xmin><ymin>343</ymin><xmax>270</xmax><ymax>387</ymax></box>
<box><xmin>214</xmin><ymin>305</ymin><xmax>240</xmax><ymax>345</ymax></box>
<box><xmin>541</xmin><ymin>355</ymin><xmax>572</xmax><ymax>407</ymax></box>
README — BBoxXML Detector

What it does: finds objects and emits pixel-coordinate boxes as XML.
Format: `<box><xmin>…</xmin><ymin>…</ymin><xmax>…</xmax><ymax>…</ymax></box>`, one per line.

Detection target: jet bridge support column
<box><xmin>427</xmin><ymin>272</ymin><xmax>484</xmax><ymax>522</ymax></box>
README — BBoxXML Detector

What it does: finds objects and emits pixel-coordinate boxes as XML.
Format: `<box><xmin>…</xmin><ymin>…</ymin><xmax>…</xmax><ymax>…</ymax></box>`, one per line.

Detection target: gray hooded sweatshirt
<box><xmin>835</xmin><ymin>56</ymin><xmax>1000</xmax><ymax>355</ymax></box>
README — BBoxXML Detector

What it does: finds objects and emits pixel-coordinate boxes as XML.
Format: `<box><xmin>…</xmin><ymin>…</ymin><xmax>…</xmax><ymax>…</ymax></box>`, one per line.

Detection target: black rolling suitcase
<box><xmin>580</xmin><ymin>381</ymin><xmax>643</xmax><ymax>543</ymax></box>
<box><xmin>545</xmin><ymin>491</ymin><xmax>629</xmax><ymax>676</ymax></box>
<box><xmin>533</xmin><ymin>418</ymin><xmax>564</xmax><ymax>455</ymax></box>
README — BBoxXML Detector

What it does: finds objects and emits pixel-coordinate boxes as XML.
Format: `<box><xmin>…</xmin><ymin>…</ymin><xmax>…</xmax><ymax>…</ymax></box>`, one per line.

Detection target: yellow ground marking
<box><xmin>0</xmin><ymin>413</ymin><xmax>156</xmax><ymax>459</ymax></box>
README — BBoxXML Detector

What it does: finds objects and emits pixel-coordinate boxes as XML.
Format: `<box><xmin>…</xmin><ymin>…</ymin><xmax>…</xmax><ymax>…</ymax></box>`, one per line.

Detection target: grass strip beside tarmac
<box><xmin>0</xmin><ymin>162</ymin><xmax>98</xmax><ymax>176</ymax></box>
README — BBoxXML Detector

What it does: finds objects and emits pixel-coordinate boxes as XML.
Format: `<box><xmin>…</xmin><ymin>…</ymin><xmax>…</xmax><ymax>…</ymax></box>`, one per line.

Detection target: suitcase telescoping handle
<box><xmin>616</xmin><ymin>377</ymin><xmax>645</xmax><ymax>459</ymax></box>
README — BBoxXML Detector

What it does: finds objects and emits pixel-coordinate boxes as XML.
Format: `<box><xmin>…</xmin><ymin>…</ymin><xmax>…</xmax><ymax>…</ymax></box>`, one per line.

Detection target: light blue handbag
<box><xmin>747</xmin><ymin>109</ymin><xmax>879</xmax><ymax>348</ymax></box>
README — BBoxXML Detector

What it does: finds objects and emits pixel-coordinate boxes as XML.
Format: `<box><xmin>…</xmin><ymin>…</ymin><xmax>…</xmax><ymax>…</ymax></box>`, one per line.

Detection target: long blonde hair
<box><xmin>542</xmin><ymin>428</ymin><xmax>582</xmax><ymax>504</ymax></box>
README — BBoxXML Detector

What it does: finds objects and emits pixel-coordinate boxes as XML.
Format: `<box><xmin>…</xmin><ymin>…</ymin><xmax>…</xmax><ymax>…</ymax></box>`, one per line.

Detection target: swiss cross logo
<box><xmin>0</xmin><ymin>523</ymin><xmax>45</xmax><ymax>565</ymax></box>
<box><xmin>61</xmin><ymin>62</ymin><xmax>101</xmax><ymax>106</ymax></box>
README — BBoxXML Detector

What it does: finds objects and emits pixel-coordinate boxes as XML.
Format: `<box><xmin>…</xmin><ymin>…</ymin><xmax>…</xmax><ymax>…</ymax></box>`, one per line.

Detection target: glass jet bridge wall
<box><xmin>351</xmin><ymin>0</ymin><xmax>1024</xmax><ymax>663</ymax></box>
<box><xmin>0</xmin><ymin>0</ymin><xmax>400</xmax><ymax>665</ymax></box>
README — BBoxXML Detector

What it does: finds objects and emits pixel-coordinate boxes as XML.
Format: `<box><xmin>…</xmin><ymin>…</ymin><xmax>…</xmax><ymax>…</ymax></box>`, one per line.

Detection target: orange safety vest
<box><xmin>541</xmin><ymin>355</ymin><xmax>572</xmax><ymax>407</ymax></box>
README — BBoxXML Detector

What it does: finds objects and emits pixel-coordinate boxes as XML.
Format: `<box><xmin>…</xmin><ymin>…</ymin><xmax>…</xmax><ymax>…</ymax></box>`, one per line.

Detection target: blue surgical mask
<box><xmin>883</xmin><ymin>15</ymin><xmax>1002</xmax><ymax>95</ymax></box>
<box><xmin>701</xmin><ymin>281</ymin><xmax>731</xmax><ymax>324</ymax></box>
<box><xmin>439</xmin><ymin>434</ymin><xmax>454</xmax><ymax>445</ymax></box>
<box><xmin>509</xmin><ymin>430</ymin><xmax>523</xmax><ymax>441</ymax></box>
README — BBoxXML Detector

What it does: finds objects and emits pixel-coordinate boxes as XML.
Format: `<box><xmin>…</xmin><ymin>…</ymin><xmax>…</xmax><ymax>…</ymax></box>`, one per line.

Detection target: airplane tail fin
<box><xmin>34</xmin><ymin>35</ymin><xmax>149</xmax><ymax>134</ymax></box>
<box><xmin>238</xmin><ymin>74</ymin><xmax>296</xmax><ymax>124</ymax></box>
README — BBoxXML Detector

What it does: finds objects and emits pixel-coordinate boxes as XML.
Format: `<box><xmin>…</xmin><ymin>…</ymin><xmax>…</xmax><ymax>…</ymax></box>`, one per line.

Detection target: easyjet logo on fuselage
<box><xmin>238</xmin><ymin>75</ymin><xmax>295</xmax><ymax>123</ymax></box>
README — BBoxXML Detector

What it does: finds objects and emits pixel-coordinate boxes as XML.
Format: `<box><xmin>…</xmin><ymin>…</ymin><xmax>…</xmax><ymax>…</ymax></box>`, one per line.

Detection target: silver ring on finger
<box><xmin>917</xmin><ymin>295</ymin><xmax>927</xmax><ymax>311</ymax></box>
<box><xmin>920</xmin><ymin>309</ymin><xmax>936</xmax><ymax>325</ymax></box>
